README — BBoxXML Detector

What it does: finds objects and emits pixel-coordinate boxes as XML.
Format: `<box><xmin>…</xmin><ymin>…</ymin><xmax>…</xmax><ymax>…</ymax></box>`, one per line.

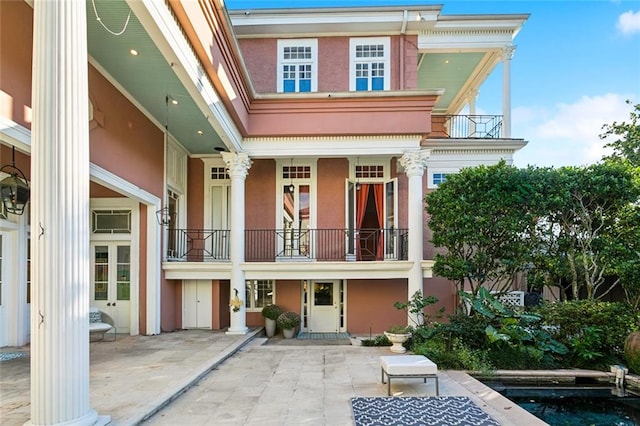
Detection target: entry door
<box><xmin>92</xmin><ymin>243</ymin><xmax>131</xmax><ymax>334</ymax></box>
<box><xmin>309</xmin><ymin>281</ymin><xmax>339</xmax><ymax>332</ymax></box>
<box><xmin>183</xmin><ymin>280</ymin><xmax>212</xmax><ymax>329</ymax></box>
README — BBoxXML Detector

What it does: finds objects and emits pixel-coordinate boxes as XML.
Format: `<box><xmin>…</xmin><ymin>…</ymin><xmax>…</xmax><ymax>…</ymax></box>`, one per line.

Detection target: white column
<box><xmin>30</xmin><ymin>1</ymin><xmax>108</xmax><ymax>425</ymax></box>
<box><xmin>221</xmin><ymin>152</ymin><xmax>251</xmax><ymax>335</ymax></box>
<box><xmin>399</xmin><ymin>150</ymin><xmax>430</xmax><ymax>326</ymax></box>
<box><xmin>466</xmin><ymin>88</ymin><xmax>478</xmax><ymax>137</ymax></box>
<box><xmin>502</xmin><ymin>46</ymin><xmax>515</xmax><ymax>139</ymax></box>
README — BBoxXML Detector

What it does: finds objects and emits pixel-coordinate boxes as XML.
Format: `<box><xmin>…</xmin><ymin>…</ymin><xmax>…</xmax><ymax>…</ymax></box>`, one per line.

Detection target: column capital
<box><xmin>502</xmin><ymin>45</ymin><xmax>516</xmax><ymax>61</ymax></box>
<box><xmin>221</xmin><ymin>152</ymin><xmax>252</xmax><ymax>179</ymax></box>
<box><xmin>466</xmin><ymin>88</ymin><xmax>479</xmax><ymax>102</ymax></box>
<box><xmin>400</xmin><ymin>150</ymin><xmax>431</xmax><ymax>177</ymax></box>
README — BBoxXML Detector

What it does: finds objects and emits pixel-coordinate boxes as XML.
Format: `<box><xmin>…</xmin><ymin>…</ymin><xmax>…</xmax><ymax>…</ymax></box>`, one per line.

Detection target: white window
<box><xmin>428</xmin><ymin>171</ymin><xmax>456</xmax><ymax>189</ymax></box>
<box><xmin>277</xmin><ymin>39</ymin><xmax>318</xmax><ymax>93</ymax></box>
<box><xmin>350</xmin><ymin>37</ymin><xmax>390</xmax><ymax>91</ymax></box>
<box><xmin>245</xmin><ymin>280</ymin><xmax>274</xmax><ymax>311</ymax></box>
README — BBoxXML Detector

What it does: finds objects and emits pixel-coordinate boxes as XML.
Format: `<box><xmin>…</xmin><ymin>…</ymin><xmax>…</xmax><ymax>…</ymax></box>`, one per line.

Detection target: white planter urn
<box><xmin>265</xmin><ymin>318</ymin><xmax>276</xmax><ymax>337</ymax></box>
<box><xmin>384</xmin><ymin>331</ymin><xmax>410</xmax><ymax>353</ymax></box>
<box><xmin>282</xmin><ymin>328</ymin><xmax>296</xmax><ymax>339</ymax></box>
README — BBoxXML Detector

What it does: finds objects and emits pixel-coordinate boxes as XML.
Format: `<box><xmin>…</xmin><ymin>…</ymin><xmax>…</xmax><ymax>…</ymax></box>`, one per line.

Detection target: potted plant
<box><xmin>384</xmin><ymin>324</ymin><xmax>412</xmax><ymax>353</ymax></box>
<box><xmin>261</xmin><ymin>304</ymin><xmax>283</xmax><ymax>337</ymax></box>
<box><xmin>277</xmin><ymin>311</ymin><xmax>301</xmax><ymax>339</ymax></box>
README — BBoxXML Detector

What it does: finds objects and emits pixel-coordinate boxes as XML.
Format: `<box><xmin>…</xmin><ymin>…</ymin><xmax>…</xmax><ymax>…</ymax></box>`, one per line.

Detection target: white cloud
<box><xmin>512</xmin><ymin>94</ymin><xmax>633</xmax><ymax>168</ymax></box>
<box><xmin>616</xmin><ymin>10</ymin><xmax>640</xmax><ymax>35</ymax></box>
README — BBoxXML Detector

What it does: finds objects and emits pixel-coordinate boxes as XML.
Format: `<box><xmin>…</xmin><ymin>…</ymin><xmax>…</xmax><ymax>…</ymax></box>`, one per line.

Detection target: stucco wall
<box><xmin>238</xmin><ymin>35</ymin><xmax>417</xmax><ymax>94</ymax></box>
<box><xmin>346</xmin><ymin>279</ymin><xmax>407</xmax><ymax>334</ymax></box>
<box><xmin>246</xmin><ymin>159</ymin><xmax>276</xmax><ymax>229</ymax></box>
<box><xmin>0</xmin><ymin>1</ymin><xmax>33</xmax><ymax>130</ymax></box>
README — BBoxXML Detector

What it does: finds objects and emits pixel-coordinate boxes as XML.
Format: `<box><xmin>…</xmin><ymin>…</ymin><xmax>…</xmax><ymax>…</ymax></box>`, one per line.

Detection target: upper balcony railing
<box><xmin>430</xmin><ymin>114</ymin><xmax>503</xmax><ymax>139</ymax></box>
<box><xmin>165</xmin><ymin>228</ymin><xmax>408</xmax><ymax>262</ymax></box>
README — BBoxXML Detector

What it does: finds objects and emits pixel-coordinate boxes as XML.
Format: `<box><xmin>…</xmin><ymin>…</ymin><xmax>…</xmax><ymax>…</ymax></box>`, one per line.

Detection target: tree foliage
<box><xmin>426</xmin><ymin>162</ymin><xmax>551</xmax><ymax>297</ymax></box>
<box><xmin>426</xmin><ymin>158</ymin><xmax>639</xmax><ymax>305</ymax></box>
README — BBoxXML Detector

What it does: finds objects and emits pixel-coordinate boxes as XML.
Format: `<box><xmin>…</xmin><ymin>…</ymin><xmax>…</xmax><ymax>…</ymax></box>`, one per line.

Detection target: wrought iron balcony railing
<box><xmin>430</xmin><ymin>114</ymin><xmax>503</xmax><ymax>139</ymax></box>
<box><xmin>165</xmin><ymin>228</ymin><xmax>408</xmax><ymax>262</ymax></box>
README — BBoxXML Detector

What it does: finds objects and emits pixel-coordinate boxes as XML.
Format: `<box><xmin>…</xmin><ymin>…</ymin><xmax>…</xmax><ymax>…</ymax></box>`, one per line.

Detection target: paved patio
<box><xmin>0</xmin><ymin>329</ymin><xmax>546</xmax><ymax>425</ymax></box>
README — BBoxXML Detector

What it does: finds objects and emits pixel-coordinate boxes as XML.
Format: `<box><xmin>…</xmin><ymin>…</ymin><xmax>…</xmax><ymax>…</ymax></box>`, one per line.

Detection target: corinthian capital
<box><xmin>399</xmin><ymin>150</ymin><xmax>431</xmax><ymax>177</ymax></box>
<box><xmin>221</xmin><ymin>152</ymin><xmax>252</xmax><ymax>179</ymax></box>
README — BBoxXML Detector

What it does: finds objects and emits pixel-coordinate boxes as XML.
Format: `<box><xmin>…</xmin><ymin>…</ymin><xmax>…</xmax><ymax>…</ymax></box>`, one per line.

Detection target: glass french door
<box><xmin>92</xmin><ymin>242</ymin><xmax>131</xmax><ymax>334</ymax></box>
<box><xmin>347</xmin><ymin>179</ymin><xmax>397</xmax><ymax>260</ymax></box>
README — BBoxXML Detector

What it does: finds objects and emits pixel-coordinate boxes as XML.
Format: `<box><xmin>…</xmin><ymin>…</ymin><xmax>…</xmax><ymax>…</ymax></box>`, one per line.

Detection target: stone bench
<box><xmin>89</xmin><ymin>307</ymin><xmax>116</xmax><ymax>342</ymax></box>
<box><xmin>380</xmin><ymin>355</ymin><xmax>439</xmax><ymax>396</ymax></box>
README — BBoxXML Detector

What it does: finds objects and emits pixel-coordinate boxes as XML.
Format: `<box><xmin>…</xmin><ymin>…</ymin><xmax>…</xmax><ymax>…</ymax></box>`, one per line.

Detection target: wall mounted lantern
<box><xmin>0</xmin><ymin>146</ymin><xmax>30</xmax><ymax>215</ymax></box>
<box><xmin>155</xmin><ymin>206</ymin><xmax>171</xmax><ymax>226</ymax></box>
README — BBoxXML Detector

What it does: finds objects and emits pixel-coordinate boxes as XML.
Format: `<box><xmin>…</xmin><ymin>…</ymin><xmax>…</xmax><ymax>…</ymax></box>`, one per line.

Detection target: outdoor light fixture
<box><xmin>155</xmin><ymin>206</ymin><xmax>171</xmax><ymax>226</ymax></box>
<box><xmin>355</xmin><ymin>157</ymin><xmax>361</xmax><ymax>191</ymax></box>
<box><xmin>0</xmin><ymin>146</ymin><xmax>30</xmax><ymax>215</ymax></box>
<box><xmin>288</xmin><ymin>158</ymin><xmax>295</xmax><ymax>193</ymax></box>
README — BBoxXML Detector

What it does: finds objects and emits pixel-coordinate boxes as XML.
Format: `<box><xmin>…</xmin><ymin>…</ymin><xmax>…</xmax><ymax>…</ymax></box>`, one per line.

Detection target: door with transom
<box><xmin>91</xmin><ymin>242</ymin><xmax>131</xmax><ymax>334</ymax></box>
<box><xmin>309</xmin><ymin>280</ymin><xmax>340</xmax><ymax>332</ymax></box>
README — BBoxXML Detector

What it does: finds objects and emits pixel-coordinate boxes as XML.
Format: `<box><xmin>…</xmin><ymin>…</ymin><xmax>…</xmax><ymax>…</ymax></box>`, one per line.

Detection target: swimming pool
<box><xmin>484</xmin><ymin>381</ymin><xmax>640</xmax><ymax>425</ymax></box>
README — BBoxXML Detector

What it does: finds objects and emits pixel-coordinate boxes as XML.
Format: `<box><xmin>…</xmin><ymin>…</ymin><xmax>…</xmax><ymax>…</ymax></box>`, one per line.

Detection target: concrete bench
<box><xmin>380</xmin><ymin>355</ymin><xmax>439</xmax><ymax>396</ymax></box>
<box><xmin>89</xmin><ymin>307</ymin><xmax>116</xmax><ymax>342</ymax></box>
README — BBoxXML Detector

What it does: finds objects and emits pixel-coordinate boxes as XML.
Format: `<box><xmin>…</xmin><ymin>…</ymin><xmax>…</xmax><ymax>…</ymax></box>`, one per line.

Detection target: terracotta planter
<box><xmin>265</xmin><ymin>318</ymin><xmax>276</xmax><ymax>337</ymax></box>
<box><xmin>625</xmin><ymin>331</ymin><xmax>640</xmax><ymax>373</ymax></box>
<box><xmin>384</xmin><ymin>331</ymin><xmax>410</xmax><ymax>353</ymax></box>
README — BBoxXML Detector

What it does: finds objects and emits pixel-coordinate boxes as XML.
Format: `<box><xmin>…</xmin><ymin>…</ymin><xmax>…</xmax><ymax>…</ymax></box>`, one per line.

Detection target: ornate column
<box><xmin>30</xmin><ymin>0</ymin><xmax>108</xmax><ymax>424</ymax></box>
<box><xmin>221</xmin><ymin>152</ymin><xmax>252</xmax><ymax>335</ymax></box>
<box><xmin>399</xmin><ymin>150</ymin><xmax>430</xmax><ymax>326</ymax></box>
<box><xmin>502</xmin><ymin>46</ymin><xmax>516</xmax><ymax>139</ymax></box>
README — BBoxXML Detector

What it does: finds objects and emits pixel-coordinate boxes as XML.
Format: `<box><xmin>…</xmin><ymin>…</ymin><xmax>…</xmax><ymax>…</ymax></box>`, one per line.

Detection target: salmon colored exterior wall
<box><xmin>238</xmin><ymin>35</ymin><xmax>417</xmax><ymax>93</ymax></box>
<box><xmin>275</xmin><ymin>280</ymin><xmax>303</xmax><ymax>317</ymax></box>
<box><xmin>347</xmin><ymin>279</ymin><xmax>407</xmax><ymax>334</ymax></box>
<box><xmin>317</xmin><ymin>158</ymin><xmax>348</xmax><ymax>228</ymax></box>
<box><xmin>88</xmin><ymin>67</ymin><xmax>164</xmax><ymax>198</ymax></box>
<box><xmin>238</xmin><ymin>39</ymin><xmax>277</xmax><ymax>93</ymax></box>
<box><xmin>0</xmin><ymin>2</ymin><xmax>33</xmax><ymax>130</ymax></box>
<box><xmin>245</xmin><ymin>159</ymin><xmax>276</xmax><ymax>229</ymax></box>
<box><xmin>187</xmin><ymin>158</ymin><xmax>205</xmax><ymax>230</ymax></box>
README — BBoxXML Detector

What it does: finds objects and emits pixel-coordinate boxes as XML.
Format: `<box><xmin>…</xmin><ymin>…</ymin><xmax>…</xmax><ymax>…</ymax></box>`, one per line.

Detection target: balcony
<box><xmin>430</xmin><ymin>114</ymin><xmax>503</xmax><ymax>139</ymax></box>
<box><xmin>165</xmin><ymin>228</ymin><xmax>408</xmax><ymax>262</ymax></box>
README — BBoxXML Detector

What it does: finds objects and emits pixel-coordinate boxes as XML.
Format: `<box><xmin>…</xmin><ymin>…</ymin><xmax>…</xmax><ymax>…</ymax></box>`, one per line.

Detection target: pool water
<box><xmin>486</xmin><ymin>384</ymin><xmax>640</xmax><ymax>426</ymax></box>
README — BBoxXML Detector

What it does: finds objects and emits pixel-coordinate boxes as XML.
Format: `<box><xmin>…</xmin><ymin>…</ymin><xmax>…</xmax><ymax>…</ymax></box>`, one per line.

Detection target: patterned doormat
<box><xmin>351</xmin><ymin>396</ymin><xmax>500</xmax><ymax>426</ymax></box>
<box><xmin>297</xmin><ymin>332</ymin><xmax>350</xmax><ymax>340</ymax></box>
<box><xmin>0</xmin><ymin>352</ymin><xmax>27</xmax><ymax>362</ymax></box>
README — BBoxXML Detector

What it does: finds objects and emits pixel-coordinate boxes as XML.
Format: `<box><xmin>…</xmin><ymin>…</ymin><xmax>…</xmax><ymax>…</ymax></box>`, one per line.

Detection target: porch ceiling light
<box><xmin>0</xmin><ymin>146</ymin><xmax>30</xmax><ymax>215</ymax></box>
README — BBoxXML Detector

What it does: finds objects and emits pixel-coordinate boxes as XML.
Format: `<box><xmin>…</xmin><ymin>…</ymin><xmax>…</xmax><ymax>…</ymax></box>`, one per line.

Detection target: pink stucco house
<box><xmin>0</xmin><ymin>1</ymin><xmax>529</xmax><ymax>422</ymax></box>
<box><xmin>0</xmin><ymin>0</ymin><xmax>528</xmax><ymax>349</ymax></box>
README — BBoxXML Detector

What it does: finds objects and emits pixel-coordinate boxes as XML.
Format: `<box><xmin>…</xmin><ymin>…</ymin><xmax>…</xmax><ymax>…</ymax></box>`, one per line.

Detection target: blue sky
<box><xmin>226</xmin><ymin>1</ymin><xmax>640</xmax><ymax>168</ymax></box>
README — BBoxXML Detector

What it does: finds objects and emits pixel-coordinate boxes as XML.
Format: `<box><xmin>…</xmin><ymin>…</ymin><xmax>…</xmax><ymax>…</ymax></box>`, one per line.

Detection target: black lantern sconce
<box><xmin>0</xmin><ymin>146</ymin><xmax>30</xmax><ymax>215</ymax></box>
<box><xmin>287</xmin><ymin>158</ymin><xmax>295</xmax><ymax>193</ymax></box>
<box><xmin>155</xmin><ymin>206</ymin><xmax>171</xmax><ymax>226</ymax></box>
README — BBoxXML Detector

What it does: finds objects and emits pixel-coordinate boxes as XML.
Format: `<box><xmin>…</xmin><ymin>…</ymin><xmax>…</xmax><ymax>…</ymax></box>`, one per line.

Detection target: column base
<box><xmin>25</xmin><ymin>410</ymin><xmax>110</xmax><ymax>426</ymax></box>
<box><xmin>226</xmin><ymin>327</ymin><xmax>248</xmax><ymax>335</ymax></box>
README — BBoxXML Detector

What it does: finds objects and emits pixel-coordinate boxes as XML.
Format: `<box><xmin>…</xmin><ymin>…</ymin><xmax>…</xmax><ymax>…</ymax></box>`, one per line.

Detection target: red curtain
<box><xmin>373</xmin><ymin>184</ymin><xmax>384</xmax><ymax>260</ymax></box>
<box><xmin>355</xmin><ymin>184</ymin><xmax>369</xmax><ymax>260</ymax></box>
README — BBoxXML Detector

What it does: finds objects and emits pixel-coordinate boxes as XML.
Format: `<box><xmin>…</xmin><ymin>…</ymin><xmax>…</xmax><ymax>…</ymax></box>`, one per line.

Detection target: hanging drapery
<box><xmin>373</xmin><ymin>184</ymin><xmax>385</xmax><ymax>260</ymax></box>
<box><xmin>355</xmin><ymin>183</ymin><xmax>369</xmax><ymax>260</ymax></box>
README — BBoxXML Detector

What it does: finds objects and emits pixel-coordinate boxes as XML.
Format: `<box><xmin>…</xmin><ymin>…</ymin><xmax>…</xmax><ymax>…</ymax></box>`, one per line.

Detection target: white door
<box><xmin>92</xmin><ymin>243</ymin><xmax>131</xmax><ymax>334</ymax></box>
<box><xmin>183</xmin><ymin>280</ymin><xmax>212</xmax><ymax>329</ymax></box>
<box><xmin>210</xmin><ymin>185</ymin><xmax>230</xmax><ymax>259</ymax></box>
<box><xmin>309</xmin><ymin>281</ymin><xmax>339</xmax><ymax>332</ymax></box>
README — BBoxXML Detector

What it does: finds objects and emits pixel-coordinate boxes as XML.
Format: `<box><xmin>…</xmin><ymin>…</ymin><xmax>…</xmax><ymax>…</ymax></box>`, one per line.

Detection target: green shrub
<box><xmin>361</xmin><ymin>334</ymin><xmax>392</xmax><ymax>347</ymax></box>
<box><xmin>413</xmin><ymin>338</ymin><xmax>493</xmax><ymax>373</ymax></box>
<box><xmin>261</xmin><ymin>304</ymin><xmax>283</xmax><ymax>320</ymax></box>
<box><xmin>535</xmin><ymin>300</ymin><xmax>640</xmax><ymax>369</ymax></box>
<box><xmin>276</xmin><ymin>311</ymin><xmax>301</xmax><ymax>329</ymax></box>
